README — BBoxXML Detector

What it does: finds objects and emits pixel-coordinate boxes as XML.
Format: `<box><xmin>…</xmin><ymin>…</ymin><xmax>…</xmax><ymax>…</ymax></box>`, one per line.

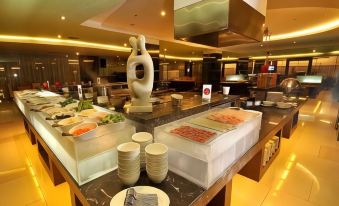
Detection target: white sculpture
<box><xmin>126</xmin><ymin>35</ymin><xmax>154</xmax><ymax>112</ymax></box>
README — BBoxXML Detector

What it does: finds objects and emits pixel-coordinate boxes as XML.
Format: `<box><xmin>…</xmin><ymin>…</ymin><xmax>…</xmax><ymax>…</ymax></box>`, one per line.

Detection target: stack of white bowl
<box><xmin>117</xmin><ymin>142</ymin><xmax>140</xmax><ymax>185</ymax></box>
<box><xmin>145</xmin><ymin>143</ymin><xmax>168</xmax><ymax>183</ymax></box>
<box><xmin>132</xmin><ymin>132</ymin><xmax>153</xmax><ymax>169</ymax></box>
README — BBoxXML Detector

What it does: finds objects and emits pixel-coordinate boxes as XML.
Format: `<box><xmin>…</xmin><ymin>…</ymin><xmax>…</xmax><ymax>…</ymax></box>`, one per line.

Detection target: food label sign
<box><xmin>202</xmin><ymin>84</ymin><xmax>212</xmax><ymax>101</ymax></box>
<box><xmin>77</xmin><ymin>85</ymin><xmax>83</xmax><ymax>100</ymax></box>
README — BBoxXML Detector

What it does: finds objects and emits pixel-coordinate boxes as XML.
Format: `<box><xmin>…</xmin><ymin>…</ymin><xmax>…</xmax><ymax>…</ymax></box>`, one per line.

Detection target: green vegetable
<box><xmin>99</xmin><ymin>113</ymin><xmax>125</xmax><ymax>124</ymax></box>
<box><xmin>76</xmin><ymin>100</ymin><xmax>93</xmax><ymax>112</ymax></box>
<box><xmin>59</xmin><ymin>98</ymin><xmax>76</xmax><ymax>107</ymax></box>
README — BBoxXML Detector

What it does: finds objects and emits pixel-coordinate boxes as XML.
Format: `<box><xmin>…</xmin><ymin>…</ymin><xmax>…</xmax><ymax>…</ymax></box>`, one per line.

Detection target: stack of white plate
<box><xmin>117</xmin><ymin>142</ymin><xmax>140</xmax><ymax>185</ymax></box>
<box><xmin>132</xmin><ymin>132</ymin><xmax>153</xmax><ymax>168</ymax></box>
<box><xmin>145</xmin><ymin>143</ymin><xmax>168</xmax><ymax>183</ymax></box>
<box><xmin>262</xmin><ymin>101</ymin><xmax>275</xmax><ymax>107</ymax></box>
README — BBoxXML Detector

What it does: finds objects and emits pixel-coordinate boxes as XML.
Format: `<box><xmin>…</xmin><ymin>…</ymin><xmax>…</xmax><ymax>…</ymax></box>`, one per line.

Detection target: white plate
<box><xmin>261</xmin><ymin>104</ymin><xmax>274</xmax><ymax>107</ymax></box>
<box><xmin>110</xmin><ymin>186</ymin><xmax>170</xmax><ymax>206</ymax></box>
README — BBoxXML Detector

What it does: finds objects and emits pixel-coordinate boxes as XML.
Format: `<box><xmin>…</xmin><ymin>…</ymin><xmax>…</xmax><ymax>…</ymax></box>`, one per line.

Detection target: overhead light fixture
<box><xmin>0</xmin><ymin>35</ymin><xmax>131</xmax><ymax>52</ymax></box>
<box><xmin>57</xmin><ymin>35</ymin><xmax>62</xmax><ymax>39</ymax></box>
<box><xmin>250</xmin><ymin>52</ymin><xmax>323</xmax><ymax>60</ymax></box>
<box><xmin>159</xmin><ymin>54</ymin><xmax>202</xmax><ymax>61</ymax></box>
<box><xmin>313</xmin><ymin>49</ymin><xmax>316</xmax><ymax>53</ymax></box>
<box><xmin>83</xmin><ymin>60</ymin><xmax>94</xmax><ymax>63</ymax></box>
<box><xmin>293</xmin><ymin>41</ymin><xmax>296</xmax><ymax>44</ymax></box>
<box><xmin>260</xmin><ymin>44</ymin><xmax>263</xmax><ymax>47</ymax></box>
<box><xmin>124</xmin><ymin>43</ymin><xmax>127</xmax><ymax>47</ymax></box>
<box><xmin>161</xmin><ymin>11</ymin><xmax>166</xmax><ymax>16</ymax></box>
<box><xmin>76</xmin><ymin>52</ymin><xmax>79</xmax><ymax>56</ymax></box>
<box><xmin>266</xmin><ymin>19</ymin><xmax>339</xmax><ymax>41</ymax></box>
<box><xmin>164</xmin><ymin>48</ymin><xmax>167</xmax><ymax>52</ymax></box>
<box><xmin>61</xmin><ymin>16</ymin><xmax>66</xmax><ymax>20</ymax></box>
<box><xmin>11</xmin><ymin>67</ymin><xmax>21</xmax><ymax>70</ymax></box>
<box><xmin>219</xmin><ymin>57</ymin><xmax>239</xmax><ymax>61</ymax></box>
<box><xmin>13</xmin><ymin>73</ymin><xmax>18</xmax><ymax>77</ymax></box>
<box><xmin>0</xmin><ymin>67</ymin><xmax>4</xmax><ymax>71</ymax></box>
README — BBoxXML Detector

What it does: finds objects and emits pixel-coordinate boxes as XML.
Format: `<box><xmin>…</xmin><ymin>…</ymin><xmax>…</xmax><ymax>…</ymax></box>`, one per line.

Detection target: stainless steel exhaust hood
<box><xmin>174</xmin><ymin>0</ymin><xmax>266</xmax><ymax>47</ymax></box>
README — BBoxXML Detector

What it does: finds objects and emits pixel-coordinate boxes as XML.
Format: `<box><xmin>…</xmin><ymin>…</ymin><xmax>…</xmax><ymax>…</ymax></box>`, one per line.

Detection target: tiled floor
<box><xmin>232</xmin><ymin>91</ymin><xmax>339</xmax><ymax>206</ymax></box>
<box><xmin>0</xmin><ymin>102</ymin><xmax>71</xmax><ymax>206</ymax></box>
<box><xmin>0</xmin><ymin>91</ymin><xmax>337</xmax><ymax>206</ymax></box>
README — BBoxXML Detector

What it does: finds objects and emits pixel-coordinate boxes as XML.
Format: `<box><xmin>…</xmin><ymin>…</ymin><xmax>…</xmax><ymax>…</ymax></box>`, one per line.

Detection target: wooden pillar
<box><xmin>307</xmin><ymin>58</ymin><xmax>313</xmax><ymax>75</ymax></box>
<box><xmin>285</xmin><ymin>59</ymin><xmax>290</xmax><ymax>76</ymax></box>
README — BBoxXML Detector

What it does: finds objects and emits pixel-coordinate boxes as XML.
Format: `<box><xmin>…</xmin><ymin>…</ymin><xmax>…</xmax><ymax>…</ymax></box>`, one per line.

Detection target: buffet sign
<box><xmin>202</xmin><ymin>84</ymin><xmax>212</xmax><ymax>101</ymax></box>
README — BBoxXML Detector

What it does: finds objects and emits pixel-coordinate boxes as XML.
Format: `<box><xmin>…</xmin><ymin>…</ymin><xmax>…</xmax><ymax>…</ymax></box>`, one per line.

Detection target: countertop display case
<box><xmin>14</xmin><ymin>90</ymin><xmax>135</xmax><ymax>185</ymax></box>
<box><xmin>154</xmin><ymin>106</ymin><xmax>262</xmax><ymax>188</ymax></box>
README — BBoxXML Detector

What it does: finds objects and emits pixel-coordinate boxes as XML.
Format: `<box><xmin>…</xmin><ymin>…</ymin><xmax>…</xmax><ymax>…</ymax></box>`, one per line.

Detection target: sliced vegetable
<box><xmin>99</xmin><ymin>113</ymin><xmax>125</xmax><ymax>124</ymax></box>
<box><xmin>76</xmin><ymin>100</ymin><xmax>93</xmax><ymax>112</ymax></box>
<box><xmin>59</xmin><ymin>98</ymin><xmax>77</xmax><ymax>107</ymax></box>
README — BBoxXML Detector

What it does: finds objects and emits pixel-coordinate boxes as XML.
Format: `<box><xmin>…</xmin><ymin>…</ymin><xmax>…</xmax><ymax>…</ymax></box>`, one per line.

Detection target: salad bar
<box><xmin>14</xmin><ymin>90</ymin><xmax>135</xmax><ymax>185</ymax></box>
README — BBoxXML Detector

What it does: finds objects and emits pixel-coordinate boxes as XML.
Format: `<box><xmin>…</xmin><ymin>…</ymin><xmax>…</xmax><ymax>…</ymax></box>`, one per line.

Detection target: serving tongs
<box><xmin>124</xmin><ymin>188</ymin><xmax>158</xmax><ymax>206</ymax></box>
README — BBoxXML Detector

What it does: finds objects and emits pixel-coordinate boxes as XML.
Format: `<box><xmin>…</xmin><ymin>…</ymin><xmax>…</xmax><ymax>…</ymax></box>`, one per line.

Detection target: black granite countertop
<box><xmin>80</xmin><ymin>170</ymin><xmax>204</xmax><ymax>206</ymax></box>
<box><xmin>77</xmin><ymin>100</ymin><xmax>307</xmax><ymax>206</ymax></box>
<box><xmin>123</xmin><ymin>92</ymin><xmax>239</xmax><ymax>127</ymax></box>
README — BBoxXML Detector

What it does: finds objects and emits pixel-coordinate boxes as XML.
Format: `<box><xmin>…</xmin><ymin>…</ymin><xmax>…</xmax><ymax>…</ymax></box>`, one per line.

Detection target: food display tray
<box><xmin>14</xmin><ymin>91</ymin><xmax>136</xmax><ymax>185</ymax></box>
<box><xmin>154</xmin><ymin>107</ymin><xmax>262</xmax><ymax>189</ymax></box>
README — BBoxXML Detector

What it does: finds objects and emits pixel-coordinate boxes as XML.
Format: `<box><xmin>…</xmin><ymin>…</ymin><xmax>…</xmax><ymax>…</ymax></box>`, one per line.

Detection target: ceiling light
<box><xmin>293</xmin><ymin>41</ymin><xmax>296</xmax><ymax>44</ymax></box>
<box><xmin>313</xmin><ymin>49</ymin><xmax>316</xmax><ymax>53</ymax></box>
<box><xmin>76</xmin><ymin>52</ymin><xmax>79</xmax><ymax>56</ymax></box>
<box><xmin>161</xmin><ymin>11</ymin><xmax>166</xmax><ymax>16</ymax></box>
<box><xmin>13</xmin><ymin>73</ymin><xmax>18</xmax><ymax>77</ymax></box>
<box><xmin>260</xmin><ymin>44</ymin><xmax>263</xmax><ymax>47</ymax></box>
<box><xmin>124</xmin><ymin>43</ymin><xmax>127</xmax><ymax>47</ymax></box>
<box><xmin>57</xmin><ymin>35</ymin><xmax>62</xmax><ymax>39</ymax></box>
<box><xmin>164</xmin><ymin>48</ymin><xmax>167</xmax><ymax>52</ymax></box>
<box><xmin>11</xmin><ymin>67</ymin><xmax>21</xmax><ymax>70</ymax></box>
<box><xmin>250</xmin><ymin>52</ymin><xmax>323</xmax><ymax>60</ymax></box>
<box><xmin>0</xmin><ymin>35</ymin><xmax>131</xmax><ymax>52</ymax></box>
<box><xmin>160</xmin><ymin>54</ymin><xmax>202</xmax><ymax>61</ymax></box>
<box><xmin>330</xmin><ymin>51</ymin><xmax>339</xmax><ymax>54</ymax></box>
<box><xmin>266</xmin><ymin>19</ymin><xmax>339</xmax><ymax>41</ymax></box>
<box><xmin>61</xmin><ymin>16</ymin><xmax>66</xmax><ymax>20</ymax></box>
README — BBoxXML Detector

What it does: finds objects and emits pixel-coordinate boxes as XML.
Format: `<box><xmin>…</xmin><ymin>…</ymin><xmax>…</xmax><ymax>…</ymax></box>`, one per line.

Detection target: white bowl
<box><xmin>58</xmin><ymin>116</ymin><xmax>83</xmax><ymax>132</ymax></box>
<box><xmin>68</xmin><ymin>122</ymin><xmax>97</xmax><ymax>138</ymax></box>
<box><xmin>78</xmin><ymin>109</ymin><xmax>97</xmax><ymax>117</ymax></box>
<box><xmin>132</xmin><ymin>132</ymin><xmax>153</xmax><ymax>143</ymax></box>
<box><xmin>276</xmin><ymin>102</ymin><xmax>292</xmax><ymax>108</ymax></box>
<box><xmin>263</xmin><ymin>101</ymin><xmax>275</xmax><ymax>106</ymax></box>
<box><xmin>118</xmin><ymin>173</ymin><xmax>140</xmax><ymax>185</ymax></box>
<box><xmin>145</xmin><ymin>143</ymin><xmax>168</xmax><ymax>157</ymax></box>
<box><xmin>147</xmin><ymin>172</ymin><xmax>167</xmax><ymax>184</ymax></box>
<box><xmin>118</xmin><ymin>168</ymin><xmax>140</xmax><ymax>176</ymax></box>
<box><xmin>117</xmin><ymin>142</ymin><xmax>140</xmax><ymax>158</ymax></box>
<box><xmin>87</xmin><ymin>111</ymin><xmax>109</xmax><ymax>122</ymax></box>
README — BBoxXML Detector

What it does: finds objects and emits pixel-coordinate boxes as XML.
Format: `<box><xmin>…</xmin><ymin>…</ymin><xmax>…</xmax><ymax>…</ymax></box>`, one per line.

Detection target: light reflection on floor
<box><xmin>232</xmin><ymin>91</ymin><xmax>339</xmax><ymax>206</ymax></box>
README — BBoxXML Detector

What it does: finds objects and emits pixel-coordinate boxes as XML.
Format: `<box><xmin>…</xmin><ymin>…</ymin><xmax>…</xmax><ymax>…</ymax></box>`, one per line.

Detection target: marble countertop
<box><xmin>123</xmin><ymin>92</ymin><xmax>239</xmax><ymax>127</ymax></box>
<box><xmin>80</xmin><ymin>170</ymin><xmax>204</xmax><ymax>206</ymax></box>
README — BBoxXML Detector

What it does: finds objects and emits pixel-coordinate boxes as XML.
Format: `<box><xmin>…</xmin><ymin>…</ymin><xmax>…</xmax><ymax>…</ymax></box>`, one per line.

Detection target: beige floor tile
<box><xmin>0</xmin><ymin>172</ymin><xmax>43</xmax><ymax>206</ymax></box>
<box><xmin>231</xmin><ymin>174</ymin><xmax>270</xmax><ymax>206</ymax></box>
<box><xmin>261</xmin><ymin>190</ymin><xmax>318</xmax><ymax>206</ymax></box>
<box><xmin>309</xmin><ymin>176</ymin><xmax>339</xmax><ymax>206</ymax></box>
<box><xmin>26</xmin><ymin>199</ymin><xmax>46</xmax><ymax>206</ymax></box>
<box><xmin>318</xmin><ymin>145</ymin><xmax>339</xmax><ymax>162</ymax></box>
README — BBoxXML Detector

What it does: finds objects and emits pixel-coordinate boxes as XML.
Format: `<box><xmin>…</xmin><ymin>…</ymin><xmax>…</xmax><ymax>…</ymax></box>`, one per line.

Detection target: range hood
<box><xmin>174</xmin><ymin>0</ymin><xmax>266</xmax><ymax>47</ymax></box>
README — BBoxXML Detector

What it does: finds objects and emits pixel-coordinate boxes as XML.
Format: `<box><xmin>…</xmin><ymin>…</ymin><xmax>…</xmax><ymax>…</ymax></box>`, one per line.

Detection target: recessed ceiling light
<box><xmin>161</xmin><ymin>11</ymin><xmax>166</xmax><ymax>16</ymax></box>
<box><xmin>61</xmin><ymin>16</ymin><xmax>66</xmax><ymax>20</ymax></box>
<box><xmin>313</xmin><ymin>49</ymin><xmax>316</xmax><ymax>53</ymax></box>
<box><xmin>164</xmin><ymin>48</ymin><xmax>167</xmax><ymax>52</ymax></box>
<box><xmin>124</xmin><ymin>43</ymin><xmax>127</xmax><ymax>47</ymax></box>
<box><xmin>293</xmin><ymin>41</ymin><xmax>296</xmax><ymax>44</ymax></box>
<box><xmin>57</xmin><ymin>35</ymin><xmax>62</xmax><ymax>39</ymax></box>
<box><xmin>76</xmin><ymin>52</ymin><xmax>79</xmax><ymax>56</ymax></box>
<box><xmin>260</xmin><ymin>44</ymin><xmax>263</xmax><ymax>47</ymax></box>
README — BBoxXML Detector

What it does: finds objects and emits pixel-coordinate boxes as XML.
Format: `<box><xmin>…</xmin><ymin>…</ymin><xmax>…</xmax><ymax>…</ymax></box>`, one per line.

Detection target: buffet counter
<box><xmin>14</xmin><ymin>90</ymin><xmax>136</xmax><ymax>185</ymax></box>
<box><xmin>13</xmin><ymin>89</ymin><xmax>306</xmax><ymax>206</ymax></box>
